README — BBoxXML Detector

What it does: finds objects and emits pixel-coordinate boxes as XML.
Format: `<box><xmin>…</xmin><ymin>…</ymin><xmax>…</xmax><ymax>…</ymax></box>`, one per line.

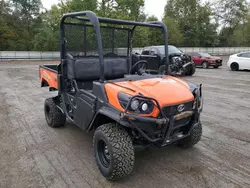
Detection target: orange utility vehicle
<box><xmin>39</xmin><ymin>11</ymin><xmax>203</xmax><ymax>180</ymax></box>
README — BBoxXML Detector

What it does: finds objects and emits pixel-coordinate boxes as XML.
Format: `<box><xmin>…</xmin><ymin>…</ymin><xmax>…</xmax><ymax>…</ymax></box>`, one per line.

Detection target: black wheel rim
<box><xmin>45</xmin><ymin>105</ymin><xmax>52</xmax><ymax>124</ymax></box>
<box><xmin>139</xmin><ymin>63</ymin><xmax>146</xmax><ymax>70</ymax></box>
<box><xmin>138</xmin><ymin>64</ymin><xmax>146</xmax><ymax>74</ymax></box>
<box><xmin>159</xmin><ymin>65</ymin><xmax>166</xmax><ymax>75</ymax></box>
<box><xmin>97</xmin><ymin>139</ymin><xmax>111</xmax><ymax>168</ymax></box>
<box><xmin>232</xmin><ymin>64</ymin><xmax>237</xmax><ymax>70</ymax></box>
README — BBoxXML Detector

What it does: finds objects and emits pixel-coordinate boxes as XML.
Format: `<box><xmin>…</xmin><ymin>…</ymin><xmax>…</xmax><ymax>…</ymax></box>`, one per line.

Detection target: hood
<box><xmin>105</xmin><ymin>76</ymin><xmax>194</xmax><ymax>109</ymax></box>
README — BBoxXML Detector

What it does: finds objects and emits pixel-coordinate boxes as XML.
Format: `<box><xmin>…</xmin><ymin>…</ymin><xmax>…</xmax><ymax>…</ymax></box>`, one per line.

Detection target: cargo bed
<box><xmin>39</xmin><ymin>65</ymin><xmax>58</xmax><ymax>90</ymax></box>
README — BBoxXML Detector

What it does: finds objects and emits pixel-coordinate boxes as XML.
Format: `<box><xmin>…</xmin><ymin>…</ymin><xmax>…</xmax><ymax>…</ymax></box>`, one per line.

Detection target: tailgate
<box><xmin>39</xmin><ymin>65</ymin><xmax>58</xmax><ymax>89</ymax></box>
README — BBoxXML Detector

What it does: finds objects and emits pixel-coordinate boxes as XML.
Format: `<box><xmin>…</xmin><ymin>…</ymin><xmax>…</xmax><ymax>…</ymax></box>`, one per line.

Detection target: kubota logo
<box><xmin>177</xmin><ymin>104</ymin><xmax>185</xmax><ymax>112</ymax></box>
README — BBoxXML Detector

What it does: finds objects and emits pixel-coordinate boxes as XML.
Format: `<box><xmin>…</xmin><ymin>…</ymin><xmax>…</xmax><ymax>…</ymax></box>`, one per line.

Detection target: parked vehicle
<box><xmin>187</xmin><ymin>52</ymin><xmax>222</xmax><ymax>68</ymax></box>
<box><xmin>39</xmin><ymin>11</ymin><xmax>203</xmax><ymax>181</ymax></box>
<box><xmin>133</xmin><ymin>45</ymin><xmax>196</xmax><ymax>76</ymax></box>
<box><xmin>227</xmin><ymin>52</ymin><xmax>250</xmax><ymax>71</ymax></box>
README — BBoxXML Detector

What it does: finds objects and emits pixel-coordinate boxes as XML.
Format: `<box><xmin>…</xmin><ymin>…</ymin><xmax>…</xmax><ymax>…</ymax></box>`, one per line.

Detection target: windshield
<box><xmin>158</xmin><ymin>45</ymin><xmax>182</xmax><ymax>55</ymax></box>
<box><xmin>199</xmin><ymin>52</ymin><xmax>211</xmax><ymax>57</ymax></box>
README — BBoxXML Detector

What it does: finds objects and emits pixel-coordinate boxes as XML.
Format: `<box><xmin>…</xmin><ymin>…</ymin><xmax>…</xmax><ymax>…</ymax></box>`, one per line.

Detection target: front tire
<box><xmin>158</xmin><ymin>65</ymin><xmax>166</xmax><ymax>75</ymax></box>
<box><xmin>187</xmin><ymin>64</ymin><xmax>196</xmax><ymax>76</ymax></box>
<box><xmin>202</xmin><ymin>61</ymin><xmax>208</xmax><ymax>69</ymax></box>
<box><xmin>44</xmin><ymin>98</ymin><xmax>66</xmax><ymax>128</ymax></box>
<box><xmin>177</xmin><ymin>123</ymin><xmax>202</xmax><ymax>148</ymax></box>
<box><xmin>230</xmin><ymin>62</ymin><xmax>239</xmax><ymax>71</ymax></box>
<box><xmin>93</xmin><ymin>123</ymin><xmax>135</xmax><ymax>181</ymax></box>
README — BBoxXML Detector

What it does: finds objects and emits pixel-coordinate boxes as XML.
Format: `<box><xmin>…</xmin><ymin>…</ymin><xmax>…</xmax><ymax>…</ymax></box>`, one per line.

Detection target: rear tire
<box><xmin>93</xmin><ymin>123</ymin><xmax>135</xmax><ymax>181</ymax></box>
<box><xmin>230</xmin><ymin>62</ymin><xmax>239</xmax><ymax>71</ymax></box>
<box><xmin>44</xmin><ymin>98</ymin><xmax>66</xmax><ymax>128</ymax></box>
<box><xmin>177</xmin><ymin>123</ymin><xmax>202</xmax><ymax>148</ymax></box>
<box><xmin>202</xmin><ymin>61</ymin><xmax>208</xmax><ymax>69</ymax></box>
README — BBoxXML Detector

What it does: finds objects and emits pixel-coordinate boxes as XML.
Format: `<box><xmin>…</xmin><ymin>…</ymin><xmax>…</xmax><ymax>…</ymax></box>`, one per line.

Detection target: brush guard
<box><xmin>120</xmin><ymin>95</ymin><xmax>199</xmax><ymax>146</ymax></box>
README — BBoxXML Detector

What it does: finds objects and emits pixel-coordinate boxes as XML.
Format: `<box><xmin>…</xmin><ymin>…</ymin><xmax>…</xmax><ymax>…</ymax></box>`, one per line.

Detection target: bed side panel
<box><xmin>40</xmin><ymin>66</ymin><xmax>58</xmax><ymax>89</ymax></box>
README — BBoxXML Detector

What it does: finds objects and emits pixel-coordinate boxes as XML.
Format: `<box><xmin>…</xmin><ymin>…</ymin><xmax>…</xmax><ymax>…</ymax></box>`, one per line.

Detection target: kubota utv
<box><xmin>39</xmin><ymin>11</ymin><xmax>203</xmax><ymax>180</ymax></box>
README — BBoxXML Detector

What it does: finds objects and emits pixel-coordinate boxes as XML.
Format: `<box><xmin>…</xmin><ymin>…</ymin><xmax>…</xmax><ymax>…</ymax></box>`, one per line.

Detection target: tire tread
<box><xmin>177</xmin><ymin>123</ymin><xmax>202</xmax><ymax>148</ymax></box>
<box><xmin>93</xmin><ymin>123</ymin><xmax>134</xmax><ymax>180</ymax></box>
<box><xmin>44</xmin><ymin>98</ymin><xmax>66</xmax><ymax>128</ymax></box>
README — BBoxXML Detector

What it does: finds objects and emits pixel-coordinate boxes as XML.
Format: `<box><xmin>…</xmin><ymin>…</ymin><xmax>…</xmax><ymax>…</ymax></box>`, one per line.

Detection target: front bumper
<box><xmin>121</xmin><ymin>110</ymin><xmax>200</xmax><ymax>146</ymax></box>
<box><xmin>120</xmin><ymin>95</ymin><xmax>203</xmax><ymax>147</ymax></box>
<box><xmin>208</xmin><ymin>60</ymin><xmax>222</xmax><ymax>66</ymax></box>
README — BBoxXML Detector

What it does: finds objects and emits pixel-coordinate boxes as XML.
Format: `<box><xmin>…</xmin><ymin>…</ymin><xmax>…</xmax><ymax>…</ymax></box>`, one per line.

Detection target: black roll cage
<box><xmin>60</xmin><ymin>11</ymin><xmax>169</xmax><ymax>83</ymax></box>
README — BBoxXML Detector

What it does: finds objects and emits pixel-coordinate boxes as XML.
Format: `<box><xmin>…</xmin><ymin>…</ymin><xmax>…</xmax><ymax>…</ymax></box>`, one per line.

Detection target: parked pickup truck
<box><xmin>133</xmin><ymin>45</ymin><xmax>196</xmax><ymax>76</ymax></box>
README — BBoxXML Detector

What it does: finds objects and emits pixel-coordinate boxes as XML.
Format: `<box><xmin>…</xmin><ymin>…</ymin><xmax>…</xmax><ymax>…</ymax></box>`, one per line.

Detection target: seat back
<box><xmin>67</xmin><ymin>55</ymin><xmax>128</xmax><ymax>81</ymax></box>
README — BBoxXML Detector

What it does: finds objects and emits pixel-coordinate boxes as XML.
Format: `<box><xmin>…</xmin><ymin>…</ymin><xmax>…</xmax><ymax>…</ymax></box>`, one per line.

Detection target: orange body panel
<box><xmin>105</xmin><ymin>76</ymin><xmax>194</xmax><ymax>117</ymax></box>
<box><xmin>40</xmin><ymin>67</ymin><xmax>58</xmax><ymax>89</ymax></box>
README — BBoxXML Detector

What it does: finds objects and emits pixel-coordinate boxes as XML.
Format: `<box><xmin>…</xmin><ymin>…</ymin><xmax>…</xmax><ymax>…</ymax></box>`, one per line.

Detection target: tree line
<box><xmin>0</xmin><ymin>0</ymin><xmax>250</xmax><ymax>51</ymax></box>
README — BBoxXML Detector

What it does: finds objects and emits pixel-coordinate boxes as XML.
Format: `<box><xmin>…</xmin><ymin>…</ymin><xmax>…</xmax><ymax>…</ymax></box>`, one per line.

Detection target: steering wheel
<box><xmin>130</xmin><ymin>60</ymin><xmax>148</xmax><ymax>75</ymax></box>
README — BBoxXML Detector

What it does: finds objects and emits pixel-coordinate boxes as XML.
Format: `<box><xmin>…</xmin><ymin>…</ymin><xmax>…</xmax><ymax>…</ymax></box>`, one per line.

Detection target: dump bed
<box><xmin>39</xmin><ymin>65</ymin><xmax>58</xmax><ymax>90</ymax></box>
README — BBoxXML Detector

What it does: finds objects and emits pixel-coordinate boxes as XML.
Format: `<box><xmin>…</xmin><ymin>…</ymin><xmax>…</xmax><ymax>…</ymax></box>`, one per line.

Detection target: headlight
<box><xmin>131</xmin><ymin>99</ymin><xmax>140</xmax><ymax>111</ymax></box>
<box><xmin>141</xmin><ymin>102</ymin><xmax>148</xmax><ymax>112</ymax></box>
<box><xmin>118</xmin><ymin>92</ymin><xmax>154</xmax><ymax>114</ymax></box>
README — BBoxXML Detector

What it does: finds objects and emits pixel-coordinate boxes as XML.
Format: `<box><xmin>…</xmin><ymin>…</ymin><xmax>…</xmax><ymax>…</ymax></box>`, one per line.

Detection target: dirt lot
<box><xmin>0</xmin><ymin>57</ymin><xmax>250</xmax><ymax>188</ymax></box>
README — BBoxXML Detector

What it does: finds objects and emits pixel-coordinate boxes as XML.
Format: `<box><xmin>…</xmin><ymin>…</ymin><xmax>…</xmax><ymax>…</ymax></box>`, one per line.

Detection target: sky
<box><xmin>41</xmin><ymin>0</ymin><xmax>167</xmax><ymax>20</ymax></box>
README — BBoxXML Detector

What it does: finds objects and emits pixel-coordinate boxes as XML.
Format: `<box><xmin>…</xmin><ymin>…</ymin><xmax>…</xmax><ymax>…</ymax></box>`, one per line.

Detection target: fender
<box><xmin>87</xmin><ymin>105</ymin><xmax>131</xmax><ymax>131</ymax></box>
<box><xmin>50</xmin><ymin>95</ymin><xmax>65</xmax><ymax>114</ymax></box>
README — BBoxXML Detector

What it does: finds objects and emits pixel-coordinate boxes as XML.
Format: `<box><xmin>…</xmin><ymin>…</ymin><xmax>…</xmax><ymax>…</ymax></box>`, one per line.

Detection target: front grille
<box><xmin>162</xmin><ymin>100</ymin><xmax>194</xmax><ymax>117</ymax></box>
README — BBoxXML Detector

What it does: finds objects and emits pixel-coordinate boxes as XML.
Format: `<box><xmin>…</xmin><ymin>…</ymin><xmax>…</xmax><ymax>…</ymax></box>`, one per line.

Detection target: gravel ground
<box><xmin>0</xmin><ymin>57</ymin><xmax>250</xmax><ymax>188</ymax></box>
